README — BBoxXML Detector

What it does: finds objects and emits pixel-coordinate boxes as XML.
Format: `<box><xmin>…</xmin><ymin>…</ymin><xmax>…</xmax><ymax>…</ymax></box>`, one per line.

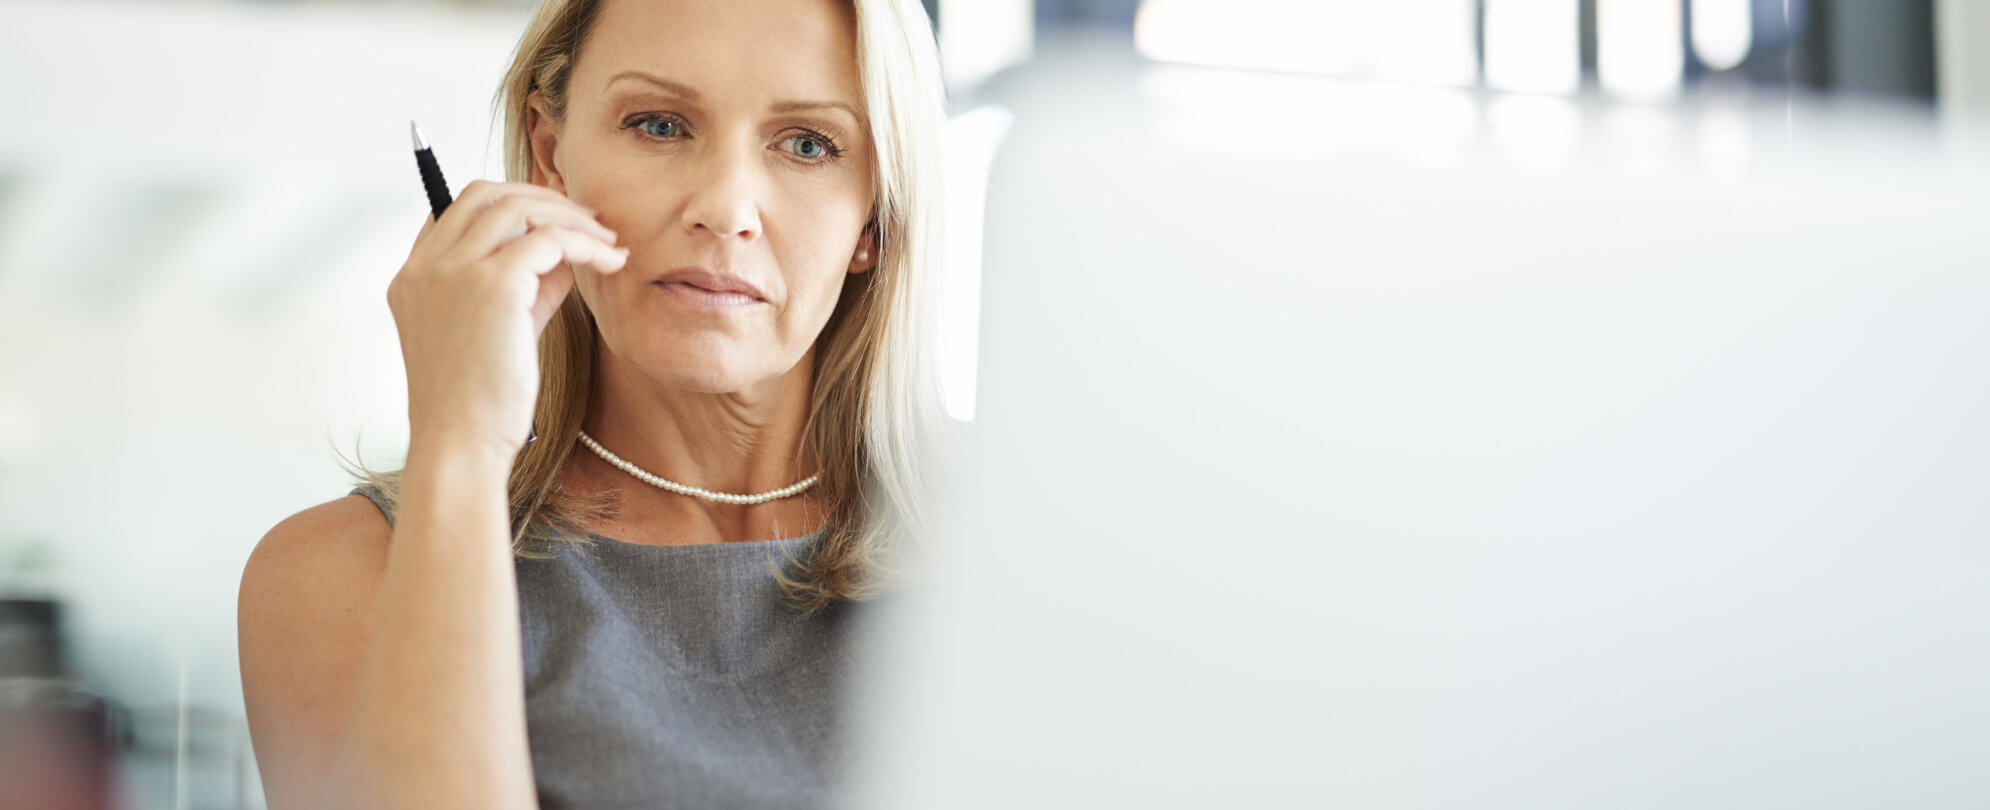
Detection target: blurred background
<box><xmin>0</xmin><ymin>0</ymin><xmax>1983</xmax><ymax>807</ymax></box>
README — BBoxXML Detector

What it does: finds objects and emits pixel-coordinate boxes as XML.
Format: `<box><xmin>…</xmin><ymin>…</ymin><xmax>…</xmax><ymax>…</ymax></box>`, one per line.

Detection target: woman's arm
<box><xmin>239</xmin><ymin>435</ymin><xmax>535</xmax><ymax>810</ymax></box>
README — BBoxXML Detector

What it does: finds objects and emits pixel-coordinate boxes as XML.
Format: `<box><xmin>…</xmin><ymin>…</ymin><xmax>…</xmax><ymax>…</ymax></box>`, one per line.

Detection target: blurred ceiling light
<box><xmin>1135</xmin><ymin>0</ymin><xmax>1475</xmax><ymax>87</ymax></box>
<box><xmin>1483</xmin><ymin>0</ymin><xmax>1581</xmax><ymax>94</ymax></box>
<box><xmin>939</xmin><ymin>0</ymin><xmax>1032</xmax><ymax>91</ymax></box>
<box><xmin>1691</xmin><ymin>0</ymin><xmax>1754</xmax><ymax>72</ymax></box>
<box><xmin>1598</xmin><ymin>0</ymin><xmax>1685</xmax><ymax>100</ymax></box>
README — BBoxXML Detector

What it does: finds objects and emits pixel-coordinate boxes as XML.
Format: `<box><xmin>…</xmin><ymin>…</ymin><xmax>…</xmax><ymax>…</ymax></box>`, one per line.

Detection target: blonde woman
<box><xmin>236</xmin><ymin>0</ymin><xmax>947</xmax><ymax>806</ymax></box>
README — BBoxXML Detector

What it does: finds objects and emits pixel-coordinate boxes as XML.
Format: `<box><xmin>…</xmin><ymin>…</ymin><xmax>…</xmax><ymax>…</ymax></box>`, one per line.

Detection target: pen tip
<box><xmin>410</xmin><ymin>120</ymin><xmax>429</xmax><ymax>151</ymax></box>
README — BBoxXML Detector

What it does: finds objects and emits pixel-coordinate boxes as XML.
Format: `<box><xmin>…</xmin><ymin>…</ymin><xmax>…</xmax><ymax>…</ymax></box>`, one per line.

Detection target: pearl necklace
<box><xmin>576</xmin><ymin>430</ymin><xmax>821</xmax><ymax>505</ymax></box>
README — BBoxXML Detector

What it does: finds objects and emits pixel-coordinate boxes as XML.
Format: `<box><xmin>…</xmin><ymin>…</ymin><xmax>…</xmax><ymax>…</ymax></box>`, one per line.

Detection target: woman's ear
<box><xmin>526</xmin><ymin>92</ymin><xmax>567</xmax><ymax>193</ymax></box>
<box><xmin>849</xmin><ymin>221</ymin><xmax>880</xmax><ymax>274</ymax></box>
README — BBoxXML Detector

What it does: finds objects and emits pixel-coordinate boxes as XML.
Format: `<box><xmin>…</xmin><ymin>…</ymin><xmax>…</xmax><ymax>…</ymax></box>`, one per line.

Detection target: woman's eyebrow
<box><xmin>605</xmin><ymin>70</ymin><xmax>861</xmax><ymax>126</ymax></box>
<box><xmin>769</xmin><ymin>99</ymin><xmax>863</xmax><ymax>127</ymax></box>
<box><xmin>605</xmin><ymin>71</ymin><xmax>701</xmax><ymax>99</ymax></box>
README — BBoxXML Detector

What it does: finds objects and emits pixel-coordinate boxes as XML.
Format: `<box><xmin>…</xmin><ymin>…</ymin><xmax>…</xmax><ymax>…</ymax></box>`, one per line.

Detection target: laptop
<box><xmin>840</xmin><ymin>47</ymin><xmax>1990</xmax><ymax>810</ymax></box>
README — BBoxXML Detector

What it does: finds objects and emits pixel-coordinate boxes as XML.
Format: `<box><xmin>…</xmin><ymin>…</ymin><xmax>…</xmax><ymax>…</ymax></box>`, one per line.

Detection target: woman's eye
<box><xmin>782</xmin><ymin>134</ymin><xmax>838</xmax><ymax>160</ymax></box>
<box><xmin>629</xmin><ymin>115</ymin><xmax>684</xmax><ymax>140</ymax></box>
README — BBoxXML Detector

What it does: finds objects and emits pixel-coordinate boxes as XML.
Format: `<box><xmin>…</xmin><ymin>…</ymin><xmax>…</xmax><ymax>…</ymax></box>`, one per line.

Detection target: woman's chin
<box><xmin>605</xmin><ymin>327</ymin><xmax>797</xmax><ymax>393</ymax></box>
<box><xmin>642</xmin><ymin>349</ymin><xmax>778</xmax><ymax>394</ymax></box>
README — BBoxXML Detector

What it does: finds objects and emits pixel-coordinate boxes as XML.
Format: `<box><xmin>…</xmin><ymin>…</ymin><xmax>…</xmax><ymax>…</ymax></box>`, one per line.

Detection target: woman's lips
<box><xmin>652</xmin><ymin>267</ymin><xmax>768</xmax><ymax>300</ymax></box>
<box><xmin>653</xmin><ymin>280</ymin><xmax>764</xmax><ymax>311</ymax></box>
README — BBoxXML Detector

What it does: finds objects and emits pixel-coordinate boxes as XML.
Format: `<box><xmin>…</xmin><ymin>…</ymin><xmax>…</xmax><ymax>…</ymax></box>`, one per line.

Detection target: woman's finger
<box><xmin>432</xmin><ymin>180</ymin><xmax>605</xmax><ymax>249</ymax></box>
<box><xmin>482</xmin><ymin>225</ymin><xmax>628</xmax><ymax>281</ymax></box>
<box><xmin>454</xmin><ymin>194</ymin><xmax>619</xmax><ymax>266</ymax></box>
<box><xmin>530</xmin><ymin>259</ymin><xmax>576</xmax><ymax>335</ymax></box>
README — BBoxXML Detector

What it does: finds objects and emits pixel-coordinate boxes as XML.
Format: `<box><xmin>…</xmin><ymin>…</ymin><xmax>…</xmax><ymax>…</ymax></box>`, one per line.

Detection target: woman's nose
<box><xmin>680</xmin><ymin>141</ymin><xmax>764</xmax><ymax>242</ymax></box>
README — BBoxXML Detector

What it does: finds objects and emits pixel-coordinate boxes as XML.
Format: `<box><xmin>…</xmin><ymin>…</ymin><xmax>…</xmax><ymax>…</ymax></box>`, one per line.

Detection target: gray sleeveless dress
<box><xmin>350</xmin><ymin>484</ymin><xmax>879</xmax><ymax>810</ymax></box>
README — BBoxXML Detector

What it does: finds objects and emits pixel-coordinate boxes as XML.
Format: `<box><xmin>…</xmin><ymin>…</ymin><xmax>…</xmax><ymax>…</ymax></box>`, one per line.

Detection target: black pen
<box><xmin>411</xmin><ymin>120</ymin><xmax>538</xmax><ymax>445</ymax></box>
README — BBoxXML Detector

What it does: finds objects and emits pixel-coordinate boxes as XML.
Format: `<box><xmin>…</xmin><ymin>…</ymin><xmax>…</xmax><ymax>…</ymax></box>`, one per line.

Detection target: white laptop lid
<box><xmin>843</xmin><ymin>51</ymin><xmax>1990</xmax><ymax>810</ymax></box>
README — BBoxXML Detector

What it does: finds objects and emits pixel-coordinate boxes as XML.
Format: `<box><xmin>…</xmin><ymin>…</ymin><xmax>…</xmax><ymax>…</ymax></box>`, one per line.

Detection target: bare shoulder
<box><xmin>238</xmin><ymin>493</ymin><xmax>395</xmax><ymax>808</ymax></box>
<box><xmin>241</xmin><ymin>494</ymin><xmax>394</xmax><ymax>607</ymax></box>
<box><xmin>248</xmin><ymin>491</ymin><xmax>391</xmax><ymax>560</ymax></box>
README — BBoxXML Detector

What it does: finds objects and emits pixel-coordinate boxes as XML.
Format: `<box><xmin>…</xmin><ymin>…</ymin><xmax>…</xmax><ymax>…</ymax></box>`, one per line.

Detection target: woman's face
<box><xmin>530</xmin><ymin>0</ymin><xmax>876</xmax><ymax>393</ymax></box>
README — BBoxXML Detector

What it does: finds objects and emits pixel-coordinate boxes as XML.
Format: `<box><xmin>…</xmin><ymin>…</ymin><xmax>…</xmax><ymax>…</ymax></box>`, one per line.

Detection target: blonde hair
<box><xmin>345</xmin><ymin>0</ymin><xmax>949</xmax><ymax>614</ymax></box>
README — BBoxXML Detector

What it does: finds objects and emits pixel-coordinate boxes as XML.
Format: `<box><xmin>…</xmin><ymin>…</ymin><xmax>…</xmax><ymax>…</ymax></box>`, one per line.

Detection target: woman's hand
<box><xmin>388</xmin><ymin>180</ymin><xmax>627</xmax><ymax>459</ymax></box>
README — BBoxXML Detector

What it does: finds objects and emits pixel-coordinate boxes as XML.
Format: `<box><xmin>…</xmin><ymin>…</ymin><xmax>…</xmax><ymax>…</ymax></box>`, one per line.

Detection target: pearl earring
<box><xmin>856</xmin><ymin>249</ymin><xmax>870</xmax><ymax>263</ymax></box>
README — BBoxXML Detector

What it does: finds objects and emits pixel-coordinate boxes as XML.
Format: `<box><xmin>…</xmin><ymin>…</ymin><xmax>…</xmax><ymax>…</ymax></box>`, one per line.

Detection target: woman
<box><xmin>236</xmin><ymin>0</ymin><xmax>948</xmax><ymax>806</ymax></box>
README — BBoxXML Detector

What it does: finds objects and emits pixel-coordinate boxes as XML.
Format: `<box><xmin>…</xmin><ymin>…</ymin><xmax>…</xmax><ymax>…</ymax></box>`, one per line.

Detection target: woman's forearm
<box><xmin>317</xmin><ymin>435</ymin><xmax>535</xmax><ymax>810</ymax></box>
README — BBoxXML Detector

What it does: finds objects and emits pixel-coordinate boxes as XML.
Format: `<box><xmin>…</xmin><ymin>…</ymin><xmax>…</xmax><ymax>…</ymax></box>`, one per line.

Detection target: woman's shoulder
<box><xmin>240</xmin><ymin>490</ymin><xmax>395</xmax><ymax>614</ymax></box>
<box><xmin>252</xmin><ymin>489</ymin><xmax>394</xmax><ymax>561</ymax></box>
<box><xmin>237</xmin><ymin>490</ymin><xmax>397</xmax><ymax>807</ymax></box>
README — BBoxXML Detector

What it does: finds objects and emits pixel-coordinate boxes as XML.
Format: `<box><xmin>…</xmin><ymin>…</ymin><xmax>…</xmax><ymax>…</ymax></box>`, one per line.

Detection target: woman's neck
<box><xmin>576</xmin><ymin>344</ymin><xmax>826</xmax><ymax>544</ymax></box>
